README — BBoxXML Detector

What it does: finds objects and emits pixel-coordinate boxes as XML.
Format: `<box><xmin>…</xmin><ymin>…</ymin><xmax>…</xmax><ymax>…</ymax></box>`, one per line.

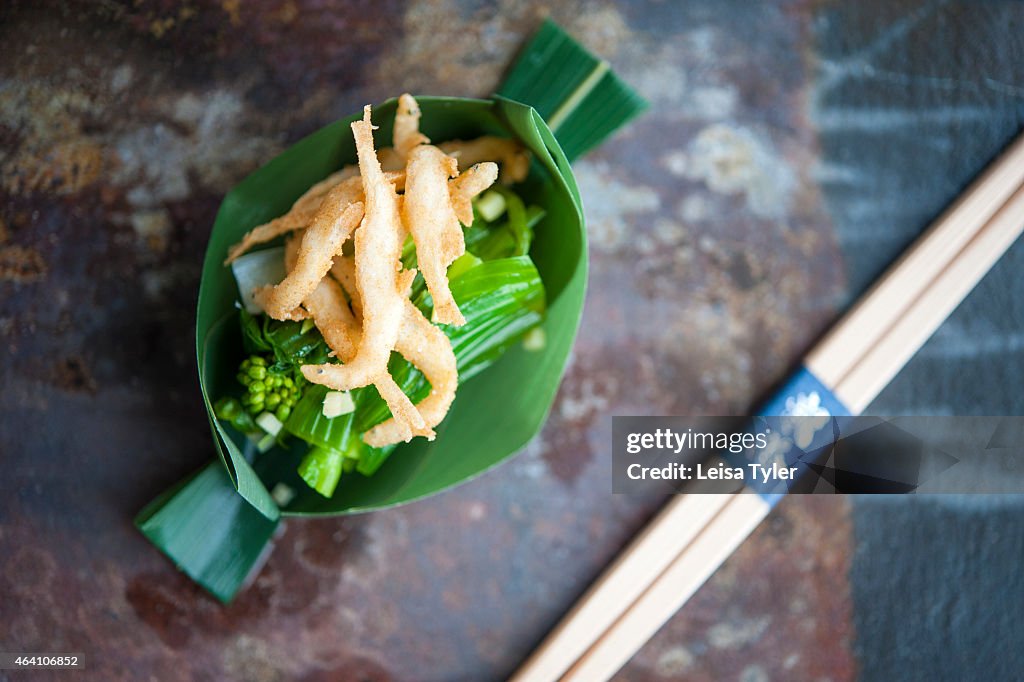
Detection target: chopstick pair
<box><xmin>512</xmin><ymin>131</ymin><xmax>1024</xmax><ymax>682</ymax></box>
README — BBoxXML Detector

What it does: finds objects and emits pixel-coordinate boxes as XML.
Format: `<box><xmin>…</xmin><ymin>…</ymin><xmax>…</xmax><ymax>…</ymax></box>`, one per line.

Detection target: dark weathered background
<box><xmin>2</xmin><ymin>1</ymin><xmax>1023</xmax><ymax>680</ymax></box>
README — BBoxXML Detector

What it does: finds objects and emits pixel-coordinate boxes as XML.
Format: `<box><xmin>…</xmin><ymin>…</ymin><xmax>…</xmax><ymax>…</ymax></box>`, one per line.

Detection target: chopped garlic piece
<box><xmin>256</xmin><ymin>411</ymin><xmax>283</xmax><ymax>436</ymax></box>
<box><xmin>474</xmin><ymin>190</ymin><xmax>507</xmax><ymax>222</ymax></box>
<box><xmin>322</xmin><ymin>390</ymin><xmax>355</xmax><ymax>418</ymax></box>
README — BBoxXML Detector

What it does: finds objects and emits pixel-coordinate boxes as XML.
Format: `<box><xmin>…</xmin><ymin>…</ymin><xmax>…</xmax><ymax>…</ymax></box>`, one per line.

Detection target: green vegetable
<box><xmin>494</xmin><ymin>186</ymin><xmax>531</xmax><ymax>256</ymax></box>
<box><xmin>298</xmin><ymin>445</ymin><xmax>346</xmax><ymax>497</ymax></box>
<box><xmin>466</xmin><ymin>203</ymin><xmax>545</xmax><ymax>261</ymax></box>
<box><xmin>397</xmin><ymin>191</ymin><xmax>537</xmax><ymax>305</ymax></box>
<box><xmin>282</xmin><ymin>255</ymin><xmax>546</xmax><ymax>475</ymax></box>
<box><xmin>447</xmin><ymin>252</ymin><xmax>482</xmax><ymax>281</ymax></box>
<box><xmin>231</xmin><ymin>353</ymin><xmax>305</xmax><ymax>417</ymax></box>
<box><xmin>474</xmin><ymin>190</ymin><xmax>507</xmax><ymax>222</ymax></box>
<box><xmin>213</xmin><ymin>397</ymin><xmax>259</xmax><ymax>436</ymax></box>
<box><xmin>239</xmin><ymin>309</ymin><xmax>331</xmax><ymax>367</ymax></box>
<box><xmin>264</xmin><ymin>318</ymin><xmax>330</xmax><ymax>366</ymax></box>
<box><xmin>284</xmin><ymin>383</ymin><xmax>357</xmax><ymax>453</ymax></box>
<box><xmin>240</xmin><ymin>310</ymin><xmax>272</xmax><ymax>355</ymax></box>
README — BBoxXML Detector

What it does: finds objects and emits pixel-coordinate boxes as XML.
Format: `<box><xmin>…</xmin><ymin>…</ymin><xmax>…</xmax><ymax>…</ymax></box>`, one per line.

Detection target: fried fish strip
<box><xmin>301</xmin><ymin>106</ymin><xmax>409</xmax><ymax>391</ymax></box>
<box><xmin>329</xmin><ymin>261</ymin><xmax>455</xmax><ymax>447</ymax></box>
<box><xmin>363</xmin><ymin>300</ymin><xmax>458</xmax><ymax>447</ymax></box>
<box><xmin>449</xmin><ymin>161</ymin><xmax>499</xmax><ymax>226</ymax></box>
<box><xmin>224</xmin><ymin>166</ymin><xmax>358</xmax><ymax>264</ymax></box>
<box><xmin>330</xmin><ymin>254</ymin><xmax>361</xmax><ymax>320</ymax></box>
<box><xmin>253</xmin><ymin>180</ymin><xmax>365</xmax><ymax>320</ymax></box>
<box><xmin>303</xmin><ymin>266</ymin><xmax>432</xmax><ymax>440</ymax></box>
<box><xmin>439</xmin><ymin>136</ymin><xmax>530</xmax><ymax>184</ymax></box>
<box><xmin>403</xmin><ymin>145</ymin><xmax>465</xmax><ymax>325</ymax></box>
<box><xmin>287</xmin><ymin>234</ymin><xmax>428</xmax><ymax>441</ymax></box>
<box><xmin>283</xmin><ymin>233</ymin><xmax>356</xmax><ymax>359</ymax></box>
<box><xmin>224</xmin><ymin>168</ymin><xmax>406</xmax><ymax>264</ymax></box>
<box><xmin>393</xmin><ymin>93</ymin><xmax>429</xmax><ymax>160</ymax></box>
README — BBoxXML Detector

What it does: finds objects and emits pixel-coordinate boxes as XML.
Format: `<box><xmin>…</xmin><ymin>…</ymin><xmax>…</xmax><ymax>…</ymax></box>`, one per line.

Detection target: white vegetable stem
<box><xmin>231</xmin><ymin>247</ymin><xmax>287</xmax><ymax>315</ymax></box>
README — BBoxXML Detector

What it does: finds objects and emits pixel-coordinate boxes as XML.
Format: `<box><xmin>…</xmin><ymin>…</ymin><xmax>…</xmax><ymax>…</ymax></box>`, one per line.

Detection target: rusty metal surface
<box><xmin>1</xmin><ymin>1</ymin><xmax>852</xmax><ymax>680</ymax></box>
<box><xmin>618</xmin><ymin>497</ymin><xmax>856</xmax><ymax>682</ymax></box>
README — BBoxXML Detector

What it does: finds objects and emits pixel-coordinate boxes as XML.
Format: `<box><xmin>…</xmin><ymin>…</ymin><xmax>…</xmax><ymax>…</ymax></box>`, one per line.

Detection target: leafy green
<box><xmin>239</xmin><ymin>309</ymin><xmax>272</xmax><ymax>354</ymax></box>
<box><xmin>466</xmin><ymin>202</ymin><xmax>545</xmax><ymax>261</ymax></box>
<box><xmin>446</xmin><ymin>252</ymin><xmax>482</xmax><ymax>281</ymax></box>
<box><xmin>400</xmin><ymin>187</ymin><xmax>543</xmax><ymax>305</ymax></box>
<box><xmin>355</xmin><ymin>444</ymin><xmax>396</xmax><ymax>477</ymax></box>
<box><xmin>494</xmin><ymin>186</ymin><xmax>531</xmax><ymax>256</ymax></box>
<box><xmin>284</xmin><ymin>384</ymin><xmax>356</xmax><ymax>451</ymax></box>
<box><xmin>241</xmin><ymin>307</ymin><xmax>330</xmax><ymax>367</ymax></box>
<box><xmin>366</xmin><ymin>256</ymin><xmax>545</xmax><ymax>426</ymax></box>
<box><xmin>260</xmin><ymin>186</ymin><xmax>546</xmax><ymax>494</ymax></box>
<box><xmin>213</xmin><ymin>397</ymin><xmax>260</xmax><ymax>436</ymax></box>
<box><xmin>262</xmin><ymin>316</ymin><xmax>331</xmax><ymax>366</ymax></box>
<box><xmin>232</xmin><ymin>218</ymin><xmax>545</xmax><ymax>472</ymax></box>
<box><xmin>298</xmin><ymin>445</ymin><xmax>347</xmax><ymax>497</ymax></box>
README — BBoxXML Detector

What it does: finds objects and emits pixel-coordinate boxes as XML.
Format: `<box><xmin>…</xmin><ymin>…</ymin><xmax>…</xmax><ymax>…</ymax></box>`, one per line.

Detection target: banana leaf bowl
<box><xmin>198</xmin><ymin>96</ymin><xmax>586</xmax><ymax>518</ymax></box>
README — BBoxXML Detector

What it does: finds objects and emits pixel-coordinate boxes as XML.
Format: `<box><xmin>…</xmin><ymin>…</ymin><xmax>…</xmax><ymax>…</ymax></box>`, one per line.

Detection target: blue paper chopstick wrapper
<box><xmin>736</xmin><ymin>366</ymin><xmax>854</xmax><ymax>506</ymax></box>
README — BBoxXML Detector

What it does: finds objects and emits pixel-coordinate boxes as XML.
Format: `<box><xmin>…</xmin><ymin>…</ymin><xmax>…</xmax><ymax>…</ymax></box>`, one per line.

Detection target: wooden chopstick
<box><xmin>806</xmin><ymin>132</ymin><xmax>1024</xmax><ymax>388</ymax></box>
<box><xmin>511</xmin><ymin>132</ymin><xmax>1024</xmax><ymax>682</ymax></box>
<box><xmin>833</xmin><ymin>180</ymin><xmax>1024</xmax><ymax>412</ymax></box>
<box><xmin>562</xmin><ymin>494</ymin><xmax>770</xmax><ymax>681</ymax></box>
<box><xmin>511</xmin><ymin>495</ymin><xmax>732</xmax><ymax>682</ymax></box>
<box><xmin>553</xmin><ymin>176</ymin><xmax>1024</xmax><ymax>682</ymax></box>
